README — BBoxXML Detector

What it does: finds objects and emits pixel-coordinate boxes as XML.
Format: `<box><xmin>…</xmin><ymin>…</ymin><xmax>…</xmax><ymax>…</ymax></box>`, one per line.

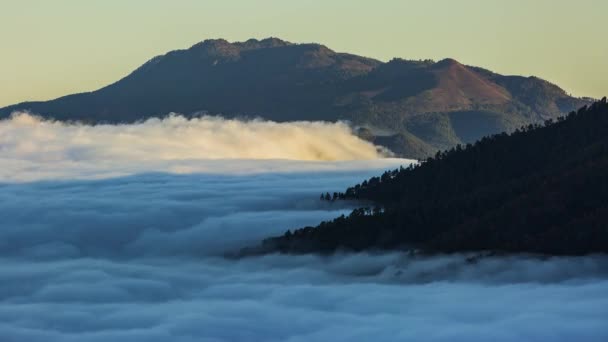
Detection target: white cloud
<box><xmin>0</xmin><ymin>170</ymin><xmax>393</xmax><ymax>258</ymax></box>
<box><xmin>0</xmin><ymin>113</ymin><xmax>403</xmax><ymax>182</ymax></box>
<box><xmin>1</xmin><ymin>255</ymin><xmax>607</xmax><ymax>342</ymax></box>
<box><xmin>1</xmin><ymin>169</ymin><xmax>607</xmax><ymax>341</ymax></box>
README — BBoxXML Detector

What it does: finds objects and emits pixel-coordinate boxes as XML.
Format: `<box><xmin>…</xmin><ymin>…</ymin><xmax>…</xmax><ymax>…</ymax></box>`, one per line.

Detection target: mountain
<box><xmin>252</xmin><ymin>99</ymin><xmax>608</xmax><ymax>256</ymax></box>
<box><xmin>0</xmin><ymin>38</ymin><xmax>591</xmax><ymax>159</ymax></box>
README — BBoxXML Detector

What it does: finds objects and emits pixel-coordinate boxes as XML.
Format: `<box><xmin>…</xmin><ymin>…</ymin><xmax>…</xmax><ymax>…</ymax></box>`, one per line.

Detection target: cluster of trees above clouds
<box><xmin>256</xmin><ymin>98</ymin><xmax>608</xmax><ymax>256</ymax></box>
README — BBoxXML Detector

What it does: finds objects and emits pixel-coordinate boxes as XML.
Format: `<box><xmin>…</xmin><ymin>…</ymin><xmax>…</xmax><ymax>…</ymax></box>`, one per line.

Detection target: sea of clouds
<box><xmin>1</xmin><ymin>114</ymin><xmax>607</xmax><ymax>341</ymax></box>
<box><xmin>0</xmin><ymin>113</ymin><xmax>394</xmax><ymax>182</ymax></box>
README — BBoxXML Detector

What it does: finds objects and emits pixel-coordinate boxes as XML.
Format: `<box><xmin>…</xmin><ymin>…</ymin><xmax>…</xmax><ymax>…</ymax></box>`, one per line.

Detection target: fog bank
<box><xmin>2</xmin><ymin>254</ymin><xmax>607</xmax><ymax>342</ymax></box>
<box><xmin>1</xmin><ymin>115</ymin><xmax>606</xmax><ymax>341</ymax></box>
<box><xmin>0</xmin><ymin>113</ymin><xmax>399</xmax><ymax>181</ymax></box>
<box><xmin>2</xmin><ymin>170</ymin><xmax>608</xmax><ymax>341</ymax></box>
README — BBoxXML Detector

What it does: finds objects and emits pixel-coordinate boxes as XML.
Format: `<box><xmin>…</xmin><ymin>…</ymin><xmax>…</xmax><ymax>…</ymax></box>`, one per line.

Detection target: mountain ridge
<box><xmin>250</xmin><ymin>99</ymin><xmax>608</xmax><ymax>256</ymax></box>
<box><xmin>0</xmin><ymin>38</ymin><xmax>592</xmax><ymax>158</ymax></box>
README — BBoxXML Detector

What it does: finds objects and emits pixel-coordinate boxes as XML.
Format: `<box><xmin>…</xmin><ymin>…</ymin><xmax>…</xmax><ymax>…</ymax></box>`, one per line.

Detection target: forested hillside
<box><xmin>258</xmin><ymin>99</ymin><xmax>608</xmax><ymax>255</ymax></box>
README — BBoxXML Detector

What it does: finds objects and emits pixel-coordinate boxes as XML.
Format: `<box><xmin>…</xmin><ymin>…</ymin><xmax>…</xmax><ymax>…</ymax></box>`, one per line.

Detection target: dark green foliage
<box><xmin>262</xmin><ymin>99</ymin><xmax>608</xmax><ymax>255</ymax></box>
<box><xmin>366</xmin><ymin>131</ymin><xmax>437</xmax><ymax>160</ymax></box>
<box><xmin>447</xmin><ymin>110</ymin><xmax>525</xmax><ymax>144</ymax></box>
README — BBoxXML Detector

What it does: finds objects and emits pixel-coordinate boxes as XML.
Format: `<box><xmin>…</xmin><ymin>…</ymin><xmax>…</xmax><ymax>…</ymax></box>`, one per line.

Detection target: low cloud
<box><xmin>1</xmin><ymin>255</ymin><xmax>607</xmax><ymax>342</ymax></box>
<box><xmin>1</xmin><ymin>169</ymin><xmax>608</xmax><ymax>341</ymax></box>
<box><xmin>0</xmin><ymin>170</ymin><xmax>394</xmax><ymax>258</ymax></box>
<box><xmin>0</xmin><ymin>115</ymin><xmax>606</xmax><ymax>341</ymax></box>
<box><xmin>0</xmin><ymin>113</ymin><xmax>400</xmax><ymax>181</ymax></box>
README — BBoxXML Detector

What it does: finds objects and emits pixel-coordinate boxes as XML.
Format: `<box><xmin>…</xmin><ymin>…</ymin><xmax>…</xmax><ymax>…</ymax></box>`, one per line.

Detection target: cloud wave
<box><xmin>2</xmin><ymin>254</ymin><xmax>608</xmax><ymax>342</ymax></box>
<box><xmin>2</xmin><ymin>169</ymin><xmax>608</xmax><ymax>341</ymax></box>
<box><xmin>0</xmin><ymin>113</ymin><xmax>395</xmax><ymax>181</ymax></box>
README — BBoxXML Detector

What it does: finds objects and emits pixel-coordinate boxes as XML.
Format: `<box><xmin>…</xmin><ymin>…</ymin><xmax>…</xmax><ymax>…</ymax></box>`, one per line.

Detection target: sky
<box><xmin>0</xmin><ymin>0</ymin><xmax>606</xmax><ymax>107</ymax></box>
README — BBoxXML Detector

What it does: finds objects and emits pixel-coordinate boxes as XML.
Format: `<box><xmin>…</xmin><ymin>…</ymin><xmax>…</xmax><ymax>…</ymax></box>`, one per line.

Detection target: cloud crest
<box><xmin>0</xmin><ymin>113</ymin><xmax>396</xmax><ymax>181</ymax></box>
<box><xmin>2</xmin><ymin>169</ymin><xmax>608</xmax><ymax>341</ymax></box>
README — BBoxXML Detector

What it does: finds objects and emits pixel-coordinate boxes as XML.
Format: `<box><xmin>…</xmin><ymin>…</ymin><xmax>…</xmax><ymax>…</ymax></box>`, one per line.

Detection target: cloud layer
<box><xmin>2</xmin><ymin>254</ymin><xmax>608</xmax><ymax>342</ymax></box>
<box><xmin>1</xmin><ymin>115</ymin><xmax>606</xmax><ymax>341</ymax></box>
<box><xmin>0</xmin><ymin>113</ymin><xmax>397</xmax><ymax>181</ymax></box>
<box><xmin>2</xmin><ymin>169</ymin><xmax>608</xmax><ymax>341</ymax></box>
<box><xmin>0</xmin><ymin>170</ymin><xmax>390</xmax><ymax>258</ymax></box>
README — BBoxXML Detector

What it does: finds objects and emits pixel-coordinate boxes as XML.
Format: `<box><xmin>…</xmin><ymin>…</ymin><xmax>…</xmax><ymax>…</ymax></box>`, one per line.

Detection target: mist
<box><xmin>1</xmin><ymin>114</ymin><xmax>607</xmax><ymax>341</ymax></box>
<box><xmin>0</xmin><ymin>113</ymin><xmax>394</xmax><ymax>181</ymax></box>
<box><xmin>2</xmin><ymin>254</ymin><xmax>608</xmax><ymax>342</ymax></box>
<box><xmin>2</xmin><ymin>169</ymin><xmax>608</xmax><ymax>341</ymax></box>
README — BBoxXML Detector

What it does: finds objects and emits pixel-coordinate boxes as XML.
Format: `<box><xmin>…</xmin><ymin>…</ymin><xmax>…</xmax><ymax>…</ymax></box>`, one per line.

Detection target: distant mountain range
<box><xmin>250</xmin><ymin>99</ymin><xmax>608</xmax><ymax>256</ymax></box>
<box><xmin>0</xmin><ymin>38</ymin><xmax>593</xmax><ymax>158</ymax></box>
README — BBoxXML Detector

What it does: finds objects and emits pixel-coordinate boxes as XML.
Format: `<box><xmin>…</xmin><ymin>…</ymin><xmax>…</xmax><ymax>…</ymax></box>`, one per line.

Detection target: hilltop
<box><xmin>0</xmin><ymin>38</ymin><xmax>591</xmax><ymax>158</ymax></box>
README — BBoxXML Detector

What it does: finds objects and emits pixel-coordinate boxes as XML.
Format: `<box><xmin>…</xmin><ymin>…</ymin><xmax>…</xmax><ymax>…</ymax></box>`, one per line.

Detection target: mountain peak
<box><xmin>435</xmin><ymin>58</ymin><xmax>463</xmax><ymax>68</ymax></box>
<box><xmin>429</xmin><ymin>57</ymin><xmax>512</xmax><ymax>106</ymax></box>
<box><xmin>245</xmin><ymin>37</ymin><xmax>292</xmax><ymax>49</ymax></box>
<box><xmin>0</xmin><ymin>38</ymin><xmax>591</xmax><ymax>160</ymax></box>
<box><xmin>192</xmin><ymin>38</ymin><xmax>232</xmax><ymax>49</ymax></box>
<box><xmin>190</xmin><ymin>39</ymin><xmax>240</xmax><ymax>57</ymax></box>
<box><xmin>185</xmin><ymin>38</ymin><xmax>295</xmax><ymax>60</ymax></box>
<box><xmin>191</xmin><ymin>37</ymin><xmax>292</xmax><ymax>52</ymax></box>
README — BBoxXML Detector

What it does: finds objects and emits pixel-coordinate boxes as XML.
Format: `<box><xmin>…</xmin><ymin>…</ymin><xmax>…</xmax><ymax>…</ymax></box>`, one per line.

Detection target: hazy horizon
<box><xmin>1</xmin><ymin>0</ymin><xmax>607</xmax><ymax>107</ymax></box>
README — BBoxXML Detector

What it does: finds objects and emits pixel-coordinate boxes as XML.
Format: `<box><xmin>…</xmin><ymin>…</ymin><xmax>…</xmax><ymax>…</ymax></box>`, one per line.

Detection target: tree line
<box><xmin>257</xmin><ymin>98</ymin><xmax>608</xmax><ymax>256</ymax></box>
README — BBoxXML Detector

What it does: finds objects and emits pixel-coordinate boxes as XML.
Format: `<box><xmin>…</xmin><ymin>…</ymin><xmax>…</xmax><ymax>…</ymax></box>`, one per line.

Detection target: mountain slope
<box><xmin>0</xmin><ymin>38</ymin><xmax>591</xmax><ymax>158</ymax></box>
<box><xmin>254</xmin><ymin>99</ymin><xmax>608</xmax><ymax>256</ymax></box>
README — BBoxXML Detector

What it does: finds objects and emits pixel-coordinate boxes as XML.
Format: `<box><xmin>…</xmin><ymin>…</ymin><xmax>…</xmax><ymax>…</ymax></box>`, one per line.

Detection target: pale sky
<box><xmin>0</xmin><ymin>0</ymin><xmax>606</xmax><ymax>107</ymax></box>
